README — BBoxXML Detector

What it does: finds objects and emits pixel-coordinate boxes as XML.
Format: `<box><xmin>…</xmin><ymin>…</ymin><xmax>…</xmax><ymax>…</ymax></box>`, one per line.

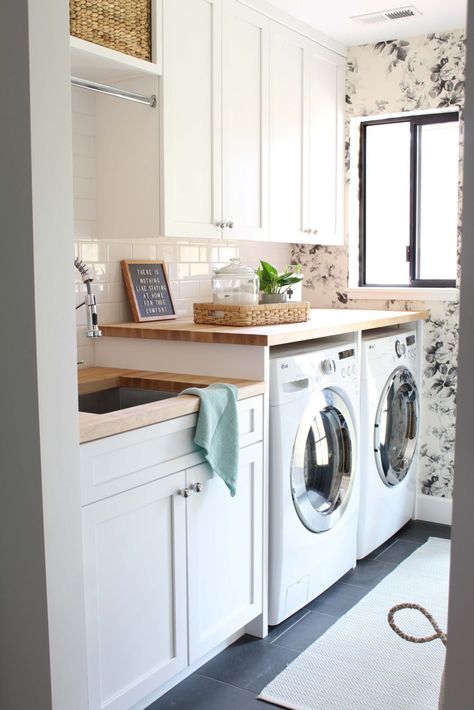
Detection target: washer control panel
<box><xmin>318</xmin><ymin>346</ymin><xmax>358</xmax><ymax>381</ymax></box>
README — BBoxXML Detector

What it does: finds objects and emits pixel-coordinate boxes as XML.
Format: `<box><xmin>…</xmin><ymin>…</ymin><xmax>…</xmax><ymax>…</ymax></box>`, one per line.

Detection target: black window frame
<box><xmin>359</xmin><ymin>111</ymin><xmax>459</xmax><ymax>289</ymax></box>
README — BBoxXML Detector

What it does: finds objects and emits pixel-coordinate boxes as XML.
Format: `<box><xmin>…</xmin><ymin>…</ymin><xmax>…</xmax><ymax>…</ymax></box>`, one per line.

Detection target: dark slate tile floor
<box><xmin>147</xmin><ymin>520</ymin><xmax>451</xmax><ymax>710</ymax></box>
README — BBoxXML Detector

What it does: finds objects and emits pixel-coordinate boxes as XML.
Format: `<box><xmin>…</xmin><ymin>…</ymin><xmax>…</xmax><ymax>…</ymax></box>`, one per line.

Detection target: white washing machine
<box><xmin>357</xmin><ymin>329</ymin><xmax>420</xmax><ymax>560</ymax></box>
<box><xmin>269</xmin><ymin>340</ymin><xmax>360</xmax><ymax>626</ymax></box>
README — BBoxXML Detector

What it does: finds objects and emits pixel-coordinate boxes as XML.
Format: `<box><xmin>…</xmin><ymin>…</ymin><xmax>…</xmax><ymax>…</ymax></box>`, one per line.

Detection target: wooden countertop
<box><xmin>101</xmin><ymin>308</ymin><xmax>429</xmax><ymax>347</ymax></box>
<box><xmin>79</xmin><ymin>367</ymin><xmax>265</xmax><ymax>444</ymax></box>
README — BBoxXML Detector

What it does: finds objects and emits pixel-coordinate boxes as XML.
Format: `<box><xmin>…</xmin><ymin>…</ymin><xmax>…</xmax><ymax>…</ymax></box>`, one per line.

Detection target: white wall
<box><xmin>445</xmin><ymin>0</ymin><xmax>474</xmax><ymax>704</ymax></box>
<box><xmin>0</xmin><ymin>0</ymin><xmax>88</xmax><ymax>708</ymax></box>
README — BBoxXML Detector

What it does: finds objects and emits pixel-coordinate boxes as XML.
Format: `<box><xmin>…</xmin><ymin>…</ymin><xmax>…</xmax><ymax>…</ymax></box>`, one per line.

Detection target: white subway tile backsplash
<box><xmin>73</xmin><ymin>112</ymin><xmax>95</xmax><ymax>137</ymax></box>
<box><xmin>73</xmin><ymin>155</ymin><xmax>96</xmax><ymax>179</ymax></box>
<box><xmin>74</xmin><ymin>220</ymin><xmax>97</xmax><ymax>239</ymax></box>
<box><xmin>74</xmin><ymin>133</ymin><xmax>95</xmax><ymax>158</ymax></box>
<box><xmin>176</xmin><ymin>263</ymin><xmax>190</xmax><ymax>280</ymax></box>
<box><xmin>199</xmin><ymin>281</ymin><xmax>213</xmax><ymax>301</ymax></box>
<box><xmin>80</xmin><ymin>241</ymin><xmax>105</xmax><ymax>263</ymax></box>
<box><xmin>96</xmin><ymin>302</ymin><xmax>123</xmax><ymax>324</ymax></box>
<box><xmin>190</xmin><ymin>263</ymin><xmax>210</xmax><ymax>277</ymax></box>
<box><xmin>71</xmin><ymin>87</ymin><xmax>96</xmax><ymax>114</ymax></box>
<box><xmin>179</xmin><ymin>246</ymin><xmax>200</xmax><ymax>262</ymax></box>
<box><xmin>218</xmin><ymin>246</ymin><xmax>237</xmax><ymax>263</ymax></box>
<box><xmin>179</xmin><ymin>281</ymin><xmax>201</xmax><ymax>299</ymax></box>
<box><xmin>132</xmin><ymin>243</ymin><xmax>157</xmax><ymax>260</ymax></box>
<box><xmin>74</xmin><ymin>177</ymin><xmax>96</xmax><ymax>200</ymax></box>
<box><xmin>106</xmin><ymin>242</ymin><xmax>133</xmax><ymax>262</ymax></box>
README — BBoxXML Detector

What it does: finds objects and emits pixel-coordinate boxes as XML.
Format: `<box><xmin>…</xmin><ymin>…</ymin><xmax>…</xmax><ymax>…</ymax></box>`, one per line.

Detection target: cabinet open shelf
<box><xmin>70</xmin><ymin>35</ymin><xmax>161</xmax><ymax>85</ymax></box>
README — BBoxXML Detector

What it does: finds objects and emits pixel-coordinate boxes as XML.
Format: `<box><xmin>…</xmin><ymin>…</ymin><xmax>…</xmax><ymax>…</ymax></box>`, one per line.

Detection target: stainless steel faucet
<box><xmin>74</xmin><ymin>258</ymin><xmax>102</xmax><ymax>338</ymax></box>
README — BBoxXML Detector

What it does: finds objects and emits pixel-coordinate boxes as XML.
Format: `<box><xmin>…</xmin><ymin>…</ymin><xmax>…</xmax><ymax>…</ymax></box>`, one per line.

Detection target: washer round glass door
<box><xmin>291</xmin><ymin>389</ymin><xmax>356</xmax><ymax>533</ymax></box>
<box><xmin>375</xmin><ymin>367</ymin><xmax>419</xmax><ymax>487</ymax></box>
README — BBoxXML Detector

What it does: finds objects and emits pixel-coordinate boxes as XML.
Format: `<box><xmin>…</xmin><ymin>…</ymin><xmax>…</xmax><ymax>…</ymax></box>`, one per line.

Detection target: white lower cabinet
<box><xmin>82</xmin><ymin>473</ymin><xmax>188</xmax><ymax>710</ymax></box>
<box><xmin>81</xmin><ymin>397</ymin><xmax>264</xmax><ymax>709</ymax></box>
<box><xmin>187</xmin><ymin>443</ymin><xmax>263</xmax><ymax>662</ymax></box>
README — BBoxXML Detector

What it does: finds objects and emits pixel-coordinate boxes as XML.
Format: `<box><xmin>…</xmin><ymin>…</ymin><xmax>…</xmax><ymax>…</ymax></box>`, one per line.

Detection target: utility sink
<box><xmin>78</xmin><ymin>387</ymin><xmax>178</xmax><ymax>414</ymax></box>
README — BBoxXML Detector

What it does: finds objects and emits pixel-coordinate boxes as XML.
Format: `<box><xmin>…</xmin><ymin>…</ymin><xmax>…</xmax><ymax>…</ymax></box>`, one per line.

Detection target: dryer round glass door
<box><xmin>374</xmin><ymin>366</ymin><xmax>419</xmax><ymax>487</ymax></box>
<box><xmin>291</xmin><ymin>389</ymin><xmax>356</xmax><ymax>533</ymax></box>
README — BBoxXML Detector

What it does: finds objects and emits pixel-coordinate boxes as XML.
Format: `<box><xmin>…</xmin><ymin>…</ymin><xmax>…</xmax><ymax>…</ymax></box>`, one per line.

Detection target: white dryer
<box><xmin>357</xmin><ymin>329</ymin><xmax>419</xmax><ymax>560</ymax></box>
<box><xmin>269</xmin><ymin>341</ymin><xmax>360</xmax><ymax>626</ymax></box>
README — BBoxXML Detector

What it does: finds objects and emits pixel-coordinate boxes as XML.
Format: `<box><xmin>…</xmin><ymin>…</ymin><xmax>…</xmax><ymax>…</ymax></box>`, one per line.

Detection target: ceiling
<box><xmin>268</xmin><ymin>0</ymin><xmax>467</xmax><ymax>46</ymax></box>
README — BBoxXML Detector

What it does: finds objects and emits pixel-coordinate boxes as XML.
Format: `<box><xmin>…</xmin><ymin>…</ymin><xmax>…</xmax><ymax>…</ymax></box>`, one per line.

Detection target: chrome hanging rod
<box><xmin>71</xmin><ymin>76</ymin><xmax>157</xmax><ymax>108</ymax></box>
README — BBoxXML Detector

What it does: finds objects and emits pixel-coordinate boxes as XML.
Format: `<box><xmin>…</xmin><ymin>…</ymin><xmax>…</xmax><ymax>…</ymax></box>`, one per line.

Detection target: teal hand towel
<box><xmin>180</xmin><ymin>383</ymin><xmax>239</xmax><ymax>496</ymax></box>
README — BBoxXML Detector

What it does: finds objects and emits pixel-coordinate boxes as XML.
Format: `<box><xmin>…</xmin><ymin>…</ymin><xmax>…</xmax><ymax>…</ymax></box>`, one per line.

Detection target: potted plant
<box><xmin>257</xmin><ymin>261</ymin><xmax>303</xmax><ymax>304</ymax></box>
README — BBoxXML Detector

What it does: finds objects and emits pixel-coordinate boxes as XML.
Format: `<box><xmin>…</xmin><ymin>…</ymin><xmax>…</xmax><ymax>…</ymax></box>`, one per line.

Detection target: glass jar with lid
<box><xmin>212</xmin><ymin>258</ymin><xmax>259</xmax><ymax>305</ymax></box>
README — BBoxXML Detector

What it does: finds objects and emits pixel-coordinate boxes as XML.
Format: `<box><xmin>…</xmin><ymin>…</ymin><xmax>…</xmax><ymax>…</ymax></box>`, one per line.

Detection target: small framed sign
<box><xmin>121</xmin><ymin>260</ymin><xmax>177</xmax><ymax>322</ymax></box>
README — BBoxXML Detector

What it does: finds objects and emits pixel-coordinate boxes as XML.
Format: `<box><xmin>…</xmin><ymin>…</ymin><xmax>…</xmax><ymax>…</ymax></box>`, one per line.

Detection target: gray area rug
<box><xmin>259</xmin><ymin>537</ymin><xmax>450</xmax><ymax>710</ymax></box>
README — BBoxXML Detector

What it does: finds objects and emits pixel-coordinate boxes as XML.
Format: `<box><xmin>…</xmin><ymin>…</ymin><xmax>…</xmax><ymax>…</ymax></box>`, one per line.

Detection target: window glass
<box><xmin>360</xmin><ymin>112</ymin><xmax>459</xmax><ymax>288</ymax></box>
<box><xmin>364</xmin><ymin>122</ymin><xmax>411</xmax><ymax>285</ymax></box>
<box><xmin>417</xmin><ymin>121</ymin><xmax>459</xmax><ymax>281</ymax></box>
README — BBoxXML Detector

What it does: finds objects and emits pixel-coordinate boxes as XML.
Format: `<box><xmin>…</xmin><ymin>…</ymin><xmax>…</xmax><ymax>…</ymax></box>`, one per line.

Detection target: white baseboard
<box><xmin>415</xmin><ymin>494</ymin><xmax>453</xmax><ymax>525</ymax></box>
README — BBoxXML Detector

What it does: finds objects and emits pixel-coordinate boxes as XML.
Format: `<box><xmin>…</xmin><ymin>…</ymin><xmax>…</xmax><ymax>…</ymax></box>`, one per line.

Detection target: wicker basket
<box><xmin>194</xmin><ymin>302</ymin><xmax>310</xmax><ymax>327</ymax></box>
<box><xmin>70</xmin><ymin>0</ymin><xmax>152</xmax><ymax>62</ymax></box>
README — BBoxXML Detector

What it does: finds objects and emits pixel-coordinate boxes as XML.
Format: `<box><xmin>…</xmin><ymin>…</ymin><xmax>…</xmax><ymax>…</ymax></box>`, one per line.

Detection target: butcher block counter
<box><xmin>101</xmin><ymin>308</ymin><xmax>429</xmax><ymax>347</ymax></box>
<box><xmin>78</xmin><ymin>366</ymin><xmax>265</xmax><ymax>443</ymax></box>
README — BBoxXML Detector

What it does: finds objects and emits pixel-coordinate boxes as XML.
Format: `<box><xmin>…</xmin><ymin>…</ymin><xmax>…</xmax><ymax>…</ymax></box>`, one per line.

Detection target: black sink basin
<box><xmin>78</xmin><ymin>387</ymin><xmax>178</xmax><ymax>414</ymax></box>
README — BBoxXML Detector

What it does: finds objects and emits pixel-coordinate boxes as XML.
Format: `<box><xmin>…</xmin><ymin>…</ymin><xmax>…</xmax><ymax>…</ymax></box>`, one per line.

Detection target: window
<box><xmin>359</xmin><ymin>112</ymin><xmax>459</xmax><ymax>288</ymax></box>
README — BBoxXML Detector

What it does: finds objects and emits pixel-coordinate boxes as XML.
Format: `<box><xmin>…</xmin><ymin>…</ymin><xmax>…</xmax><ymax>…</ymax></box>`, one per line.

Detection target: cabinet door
<box><xmin>186</xmin><ymin>442</ymin><xmax>263</xmax><ymax>663</ymax></box>
<box><xmin>268</xmin><ymin>23</ymin><xmax>307</xmax><ymax>243</ymax></box>
<box><xmin>222</xmin><ymin>0</ymin><xmax>269</xmax><ymax>241</ymax></box>
<box><xmin>305</xmin><ymin>41</ymin><xmax>345</xmax><ymax>245</ymax></box>
<box><xmin>161</xmin><ymin>0</ymin><xmax>222</xmax><ymax>238</ymax></box>
<box><xmin>82</xmin><ymin>473</ymin><xmax>187</xmax><ymax>710</ymax></box>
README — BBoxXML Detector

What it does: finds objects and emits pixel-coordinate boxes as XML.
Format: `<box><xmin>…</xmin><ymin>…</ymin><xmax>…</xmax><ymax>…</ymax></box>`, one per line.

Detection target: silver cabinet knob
<box><xmin>227</xmin><ymin>221</ymin><xmax>234</xmax><ymax>229</ymax></box>
<box><xmin>178</xmin><ymin>488</ymin><xmax>191</xmax><ymax>498</ymax></box>
<box><xmin>191</xmin><ymin>482</ymin><xmax>203</xmax><ymax>493</ymax></box>
<box><xmin>312</xmin><ymin>229</ymin><xmax>318</xmax><ymax>235</ymax></box>
<box><xmin>216</xmin><ymin>220</ymin><xmax>226</xmax><ymax>228</ymax></box>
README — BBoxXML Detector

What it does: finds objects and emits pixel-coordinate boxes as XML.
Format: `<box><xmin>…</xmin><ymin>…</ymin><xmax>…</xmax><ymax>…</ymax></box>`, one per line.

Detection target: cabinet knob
<box><xmin>178</xmin><ymin>488</ymin><xmax>191</xmax><ymax>498</ymax></box>
<box><xmin>216</xmin><ymin>220</ymin><xmax>225</xmax><ymax>228</ymax></box>
<box><xmin>191</xmin><ymin>482</ymin><xmax>203</xmax><ymax>493</ymax></box>
<box><xmin>227</xmin><ymin>221</ymin><xmax>234</xmax><ymax>229</ymax></box>
<box><xmin>312</xmin><ymin>229</ymin><xmax>318</xmax><ymax>235</ymax></box>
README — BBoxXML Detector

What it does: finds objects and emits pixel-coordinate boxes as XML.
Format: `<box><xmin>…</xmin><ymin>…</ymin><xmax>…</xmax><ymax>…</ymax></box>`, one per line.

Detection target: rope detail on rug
<box><xmin>387</xmin><ymin>602</ymin><xmax>447</xmax><ymax>646</ymax></box>
<box><xmin>388</xmin><ymin>602</ymin><xmax>448</xmax><ymax>710</ymax></box>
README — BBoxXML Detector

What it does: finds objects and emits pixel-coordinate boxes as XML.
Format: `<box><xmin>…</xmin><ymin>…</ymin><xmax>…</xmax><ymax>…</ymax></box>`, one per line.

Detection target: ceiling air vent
<box><xmin>351</xmin><ymin>6</ymin><xmax>422</xmax><ymax>24</ymax></box>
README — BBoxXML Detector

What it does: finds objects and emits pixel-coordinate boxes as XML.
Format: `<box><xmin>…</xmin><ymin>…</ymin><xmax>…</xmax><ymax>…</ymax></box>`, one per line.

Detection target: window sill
<box><xmin>346</xmin><ymin>287</ymin><xmax>459</xmax><ymax>302</ymax></box>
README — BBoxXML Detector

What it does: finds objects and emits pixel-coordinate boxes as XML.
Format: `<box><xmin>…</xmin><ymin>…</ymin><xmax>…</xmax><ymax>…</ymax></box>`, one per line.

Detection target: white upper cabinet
<box><xmin>268</xmin><ymin>24</ymin><xmax>345</xmax><ymax>245</ymax></box>
<box><xmin>161</xmin><ymin>0</ymin><xmax>223</xmax><ymax>238</ymax></box>
<box><xmin>268</xmin><ymin>24</ymin><xmax>306</xmax><ymax>243</ymax></box>
<box><xmin>222</xmin><ymin>1</ymin><xmax>269</xmax><ymax>241</ymax></box>
<box><xmin>306</xmin><ymin>41</ymin><xmax>345</xmax><ymax>245</ymax></box>
<box><xmin>162</xmin><ymin>0</ymin><xmax>269</xmax><ymax>240</ymax></box>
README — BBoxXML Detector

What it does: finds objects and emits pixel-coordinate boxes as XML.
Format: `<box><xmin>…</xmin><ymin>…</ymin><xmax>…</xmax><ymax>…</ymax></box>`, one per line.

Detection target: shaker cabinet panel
<box><xmin>306</xmin><ymin>42</ymin><xmax>345</xmax><ymax>245</ymax></box>
<box><xmin>222</xmin><ymin>1</ymin><xmax>269</xmax><ymax>241</ymax></box>
<box><xmin>268</xmin><ymin>23</ymin><xmax>306</xmax><ymax>243</ymax></box>
<box><xmin>82</xmin><ymin>473</ymin><xmax>188</xmax><ymax>710</ymax></box>
<box><xmin>161</xmin><ymin>0</ymin><xmax>222</xmax><ymax>238</ymax></box>
<box><xmin>186</xmin><ymin>442</ymin><xmax>263</xmax><ymax>663</ymax></box>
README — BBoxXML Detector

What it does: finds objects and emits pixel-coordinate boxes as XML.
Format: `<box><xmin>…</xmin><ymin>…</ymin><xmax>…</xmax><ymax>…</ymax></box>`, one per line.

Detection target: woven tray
<box><xmin>194</xmin><ymin>302</ymin><xmax>310</xmax><ymax>327</ymax></box>
<box><xmin>70</xmin><ymin>0</ymin><xmax>152</xmax><ymax>62</ymax></box>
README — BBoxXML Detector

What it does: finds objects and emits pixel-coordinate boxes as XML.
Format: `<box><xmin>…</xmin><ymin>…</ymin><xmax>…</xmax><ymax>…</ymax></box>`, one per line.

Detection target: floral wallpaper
<box><xmin>292</xmin><ymin>30</ymin><xmax>465</xmax><ymax>499</ymax></box>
